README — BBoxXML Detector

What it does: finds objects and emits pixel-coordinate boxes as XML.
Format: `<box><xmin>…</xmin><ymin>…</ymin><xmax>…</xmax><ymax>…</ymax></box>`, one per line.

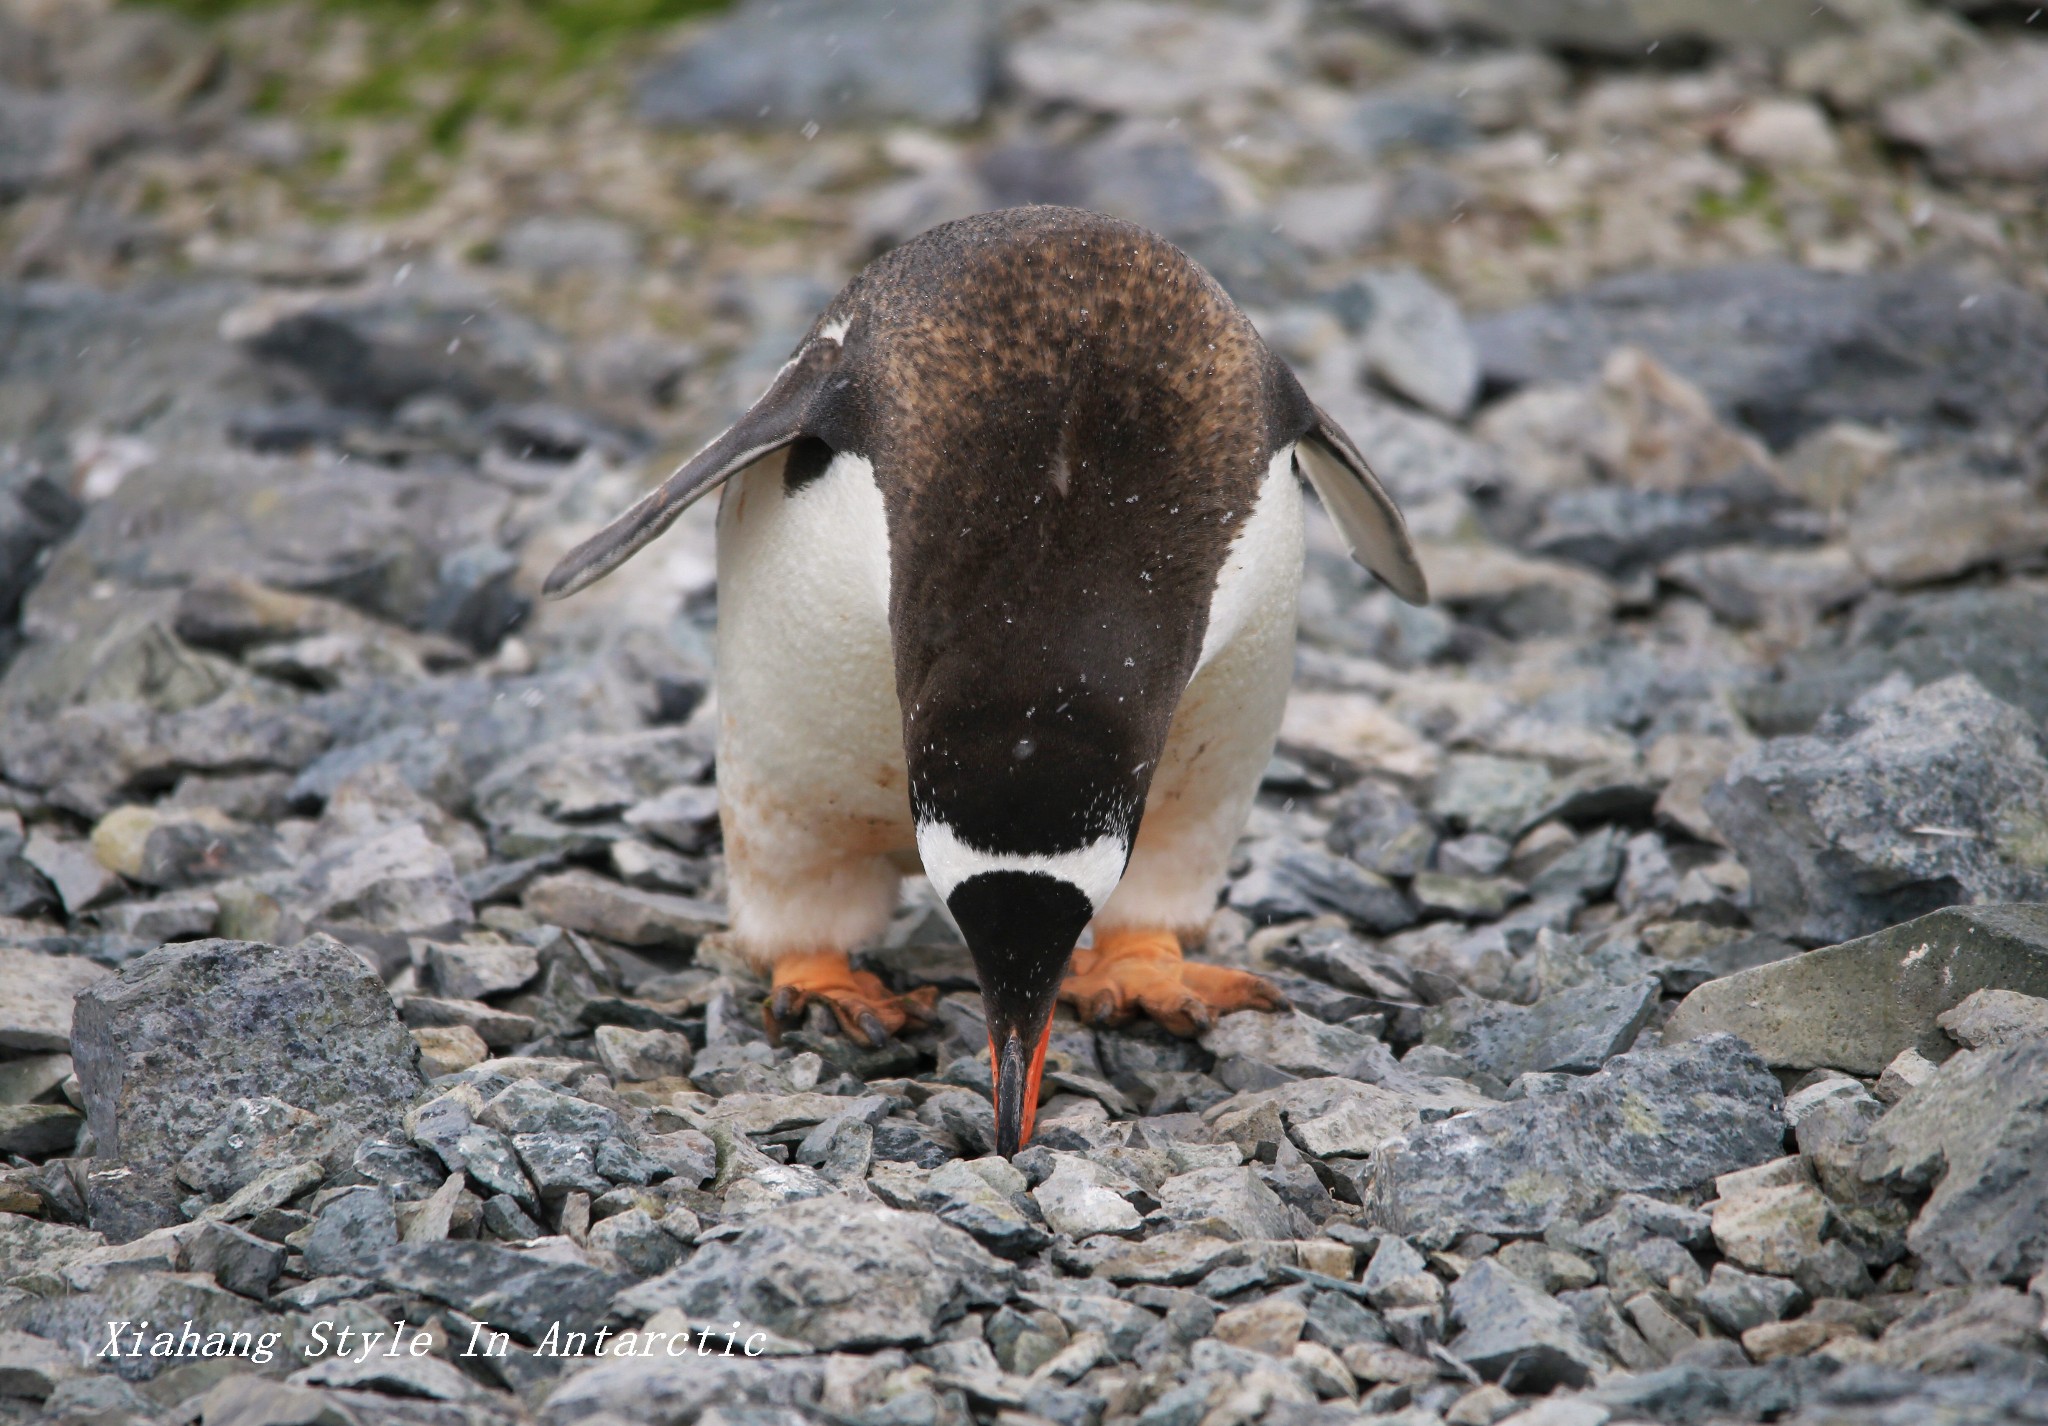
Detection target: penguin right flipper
<box><xmin>542</xmin><ymin>332</ymin><xmax>848</xmax><ymax>600</ymax></box>
<box><xmin>1293</xmin><ymin>404</ymin><xmax>1430</xmax><ymax>607</ymax></box>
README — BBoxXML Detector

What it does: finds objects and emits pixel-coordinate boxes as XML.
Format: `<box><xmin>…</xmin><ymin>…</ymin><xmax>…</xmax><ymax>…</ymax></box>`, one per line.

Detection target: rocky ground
<box><xmin>4</xmin><ymin>0</ymin><xmax>2048</xmax><ymax>1423</ymax></box>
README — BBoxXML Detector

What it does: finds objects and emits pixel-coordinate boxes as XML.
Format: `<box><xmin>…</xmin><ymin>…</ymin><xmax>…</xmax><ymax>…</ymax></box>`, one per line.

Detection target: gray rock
<box><xmin>1665</xmin><ymin>904</ymin><xmax>2048</xmax><ymax>1075</ymax></box>
<box><xmin>371</xmin><ymin>1238</ymin><xmax>627</xmax><ymax>1345</ymax></box>
<box><xmin>587</xmin><ymin>1207</ymin><xmax>684</xmax><ymax>1277</ymax></box>
<box><xmin>20</xmin><ymin>830</ymin><xmax>120</xmax><ymax>913</ymax></box>
<box><xmin>523</xmin><ymin>870</ymin><xmax>725</xmax><ymax>950</ymax></box>
<box><xmin>175</xmin><ymin>1097</ymin><xmax>332</xmax><ymax>1199</ymax></box>
<box><xmin>1471</xmin><ymin>263</ymin><xmax>2048</xmax><ymax>450</ymax></box>
<box><xmin>593</xmin><ymin>1024</ymin><xmax>694</xmax><ymax>1082</ymax></box>
<box><xmin>1267</xmin><ymin>923</ymin><xmax>1422</xmax><ymax>1002</ymax></box>
<box><xmin>281</xmin><ymin>822</ymin><xmax>473</xmax><ymax>937</ymax></box>
<box><xmin>1153</xmin><ymin>1166</ymin><xmax>1293</xmax><ymax>1243</ymax></box>
<box><xmin>302</xmin><ymin>1185</ymin><xmax>399</xmax><ymax>1276</ymax></box>
<box><xmin>1200</xmin><ymin>1009</ymin><xmax>1380</xmax><ymax>1079</ymax></box>
<box><xmin>1706</xmin><ymin>677</ymin><xmax>2048</xmax><ymax>945</ymax></box>
<box><xmin>1442</xmin><ymin>0</ymin><xmax>1840</xmax><ymax>53</ymax></box>
<box><xmin>1352</xmin><ymin>267</ymin><xmax>1480</xmax><ymax>420</ymax></box>
<box><xmin>87</xmin><ymin>805</ymin><xmax>283</xmax><ymax>890</ymax></box>
<box><xmin>1880</xmin><ymin>41</ymin><xmax>2048</xmax><ymax>182</ymax></box>
<box><xmin>540</xmin><ymin>1353</ymin><xmax>825</xmax><ymax>1426</ymax></box>
<box><xmin>1935</xmin><ymin>986</ymin><xmax>2048</xmax><ymax>1051</ymax></box>
<box><xmin>1433</xmin><ymin>755</ymin><xmax>1554</xmax><ymax>839</ymax></box>
<box><xmin>1695</xmin><ymin>1262</ymin><xmax>1803</xmax><ymax>1337</ymax></box>
<box><xmin>1033</xmin><ymin>1155</ymin><xmax>1142</xmax><ymax>1238</ymax></box>
<box><xmin>1745</xmin><ymin>585</ymin><xmax>2048</xmax><ymax>737</ymax></box>
<box><xmin>0</xmin><ymin>1103</ymin><xmax>79</xmax><ymax>1156</ymax></box>
<box><xmin>638</xmin><ymin>0</ymin><xmax>993</xmax><ymax>127</ymax></box>
<box><xmin>1524</xmin><ymin>483</ymin><xmax>1807</xmax><ymax>581</ymax></box>
<box><xmin>1422</xmin><ymin>978</ymin><xmax>1660</xmax><ymax>1081</ymax></box>
<box><xmin>906</xmin><ymin>1160</ymin><xmax>1045</xmax><ymax>1258</ymax></box>
<box><xmin>1369</xmin><ymin>1034</ymin><xmax>1784</xmax><ymax>1243</ymax></box>
<box><xmin>70</xmin><ymin>937</ymin><xmax>423</xmax><ymax>1238</ymax></box>
<box><xmin>475</xmin><ymin>728</ymin><xmax>710</xmax><ymax>830</ymax></box>
<box><xmin>1448</xmin><ymin>1257</ymin><xmax>1602</xmax><ymax>1392</ymax></box>
<box><xmin>0</xmin><ymin>947</ymin><xmax>109</xmax><ymax>1051</ymax></box>
<box><xmin>622</xmin><ymin>782</ymin><xmax>722</xmax><ymax>854</ymax></box>
<box><xmin>618</xmin><ymin>1195</ymin><xmax>1014</xmax><ymax>1349</ymax></box>
<box><xmin>1858</xmin><ymin>1035</ymin><xmax>2048</xmax><ymax>1285</ymax></box>
<box><xmin>424</xmin><ymin>938</ymin><xmax>539</xmax><ymax>1000</ymax></box>
<box><xmin>88</xmin><ymin>888</ymin><xmax>218</xmax><ymax>941</ymax></box>
<box><xmin>1005</xmin><ymin>1</ymin><xmax>1292</xmax><ymax>117</ymax></box>
<box><xmin>1227</xmin><ymin>838</ymin><xmax>1418</xmax><ymax>934</ymax></box>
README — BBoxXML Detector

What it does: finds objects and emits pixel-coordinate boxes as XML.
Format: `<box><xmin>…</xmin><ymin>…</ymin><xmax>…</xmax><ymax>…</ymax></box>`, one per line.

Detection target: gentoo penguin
<box><xmin>545</xmin><ymin>206</ymin><xmax>1426</xmax><ymax>1156</ymax></box>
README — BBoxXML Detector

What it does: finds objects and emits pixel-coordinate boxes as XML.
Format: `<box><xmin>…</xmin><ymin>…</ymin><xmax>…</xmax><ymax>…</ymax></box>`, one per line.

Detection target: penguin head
<box><xmin>909</xmin><ymin>698</ymin><xmax>1143</xmax><ymax>1156</ymax></box>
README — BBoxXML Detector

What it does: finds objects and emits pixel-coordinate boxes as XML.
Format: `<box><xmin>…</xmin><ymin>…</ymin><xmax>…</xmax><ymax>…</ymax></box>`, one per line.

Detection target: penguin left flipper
<box><xmin>764</xmin><ymin>950</ymin><xmax>939</xmax><ymax>1047</ymax></box>
<box><xmin>1058</xmin><ymin>929</ymin><xmax>1287</xmax><ymax>1037</ymax></box>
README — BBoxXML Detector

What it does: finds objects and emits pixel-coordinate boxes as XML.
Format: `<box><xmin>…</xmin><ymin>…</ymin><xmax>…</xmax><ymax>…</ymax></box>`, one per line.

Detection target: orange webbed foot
<box><xmin>1057</xmin><ymin>928</ymin><xmax>1286</xmax><ymax>1037</ymax></box>
<box><xmin>764</xmin><ymin>950</ymin><xmax>938</xmax><ymax>1047</ymax></box>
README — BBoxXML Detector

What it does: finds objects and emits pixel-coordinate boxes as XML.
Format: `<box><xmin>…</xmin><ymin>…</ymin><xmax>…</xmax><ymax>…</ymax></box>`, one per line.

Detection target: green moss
<box><xmin>1694</xmin><ymin>170</ymin><xmax>1778</xmax><ymax>224</ymax></box>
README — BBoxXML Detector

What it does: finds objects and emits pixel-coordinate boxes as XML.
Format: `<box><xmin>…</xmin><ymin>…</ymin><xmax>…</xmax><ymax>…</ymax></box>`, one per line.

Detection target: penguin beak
<box><xmin>939</xmin><ymin>868</ymin><xmax>1098</xmax><ymax>1160</ymax></box>
<box><xmin>989</xmin><ymin>1013</ymin><xmax>1054</xmax><ymax>1158</ymax></box>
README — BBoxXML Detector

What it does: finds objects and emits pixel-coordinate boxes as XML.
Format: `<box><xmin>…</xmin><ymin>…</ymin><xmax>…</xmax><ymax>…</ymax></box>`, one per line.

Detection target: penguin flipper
<box><xmin>1293</xmin><ymin>406</ymin><xmax>1430</xmax><ymax>606</ymax></box>
<box><xmin>542</xmin><ymin>337</ymin><xmax>845</xmax><ymax>600</ymax></box>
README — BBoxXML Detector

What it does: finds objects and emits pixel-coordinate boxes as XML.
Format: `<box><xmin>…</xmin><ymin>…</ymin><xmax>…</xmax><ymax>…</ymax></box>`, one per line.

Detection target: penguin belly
<box><xmin>1096</xmin><ymin>447</ymin><xmax>1306</xmax><ymax>934</ymax></box>
<box><xmin>713</xmin><ymin>445</ymin><xmax>915</xmax><ymax>964</ymax></box>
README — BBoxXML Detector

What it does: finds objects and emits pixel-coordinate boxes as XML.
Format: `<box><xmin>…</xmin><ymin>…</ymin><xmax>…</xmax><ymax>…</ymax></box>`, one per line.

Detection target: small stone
<box><xmin>594</xmin><ymin>1024</ymin><xmax>695</xmax><ymax>1082</ymax></box>
<box><xmin>423</xmin><ymin>938</ymin><xmax>539</xmax><ymax>1000</ymax></box>
<box><xmin>89</xmin><ymin>889</ymin><xmax>218</xmax><ymax>941</ymax></box>
<box><xmin>22</xmin><ymin>830</ymin><xmax>121</xmax><ymax>913</ymax></box>
<box><xmin>1214</xmin><ymin>1296</ymin><xmax>1308</xmax><ymax>1356</ymax></box>
<box><xmin>0</xmin><ymin>1104</ymin><xmax>80</xmax><ymax>1156</ymax></box>
<box><xmin>1370</xmin><ymin>1034</ymin><xmax>1784</xmax><ymax>1242</ymax></box>
<box><xmin>0</xmin><ymin>947</ymin><xmax>110</xmax><ymax>1051</ymax></box>
<box><xmin>1723</xmin><ymin>98</ymin><xmax>1838</xmax><ymax>167</ymax></box>
<box><xmin>401</xmin><ymin>995</ymin><xmax>542</xmax><ymax>1049</ymax></box>
<box><xmin>1697</xmin><ymin>1263</ymin><xmax>1804</xmax><ymax>1337</ymax></box>
<box><xmin>1433</xmin><ymin>755</ymin><xmax>1554</xmax><ymax>839</ymax></box>
<box><xmin>1339</xmin><ymin>1341</ymin><xmax>1438</xmax><ymax>1385</ymax></box>
<box><xmin>1420</xmin><ymin>977</ymin><xmax>1659</xmax><ymax>1081</ymax></box>
<box><xmin>1742</xmin><ymin>1317</ymin><xmax>1848</xmax><ymax>1362</ymax></box>
<box><xmin>1153</xmin><ymin>1165</ymin><xmax>1294</xmax><ymax>1243</ymax></box>
<box><xmin>186</xmin><ymin>1219</ymin><xmax>285</xmax><ymax>1299</ymax></box>
<box><xmin>1874</xmin><ymin>1047</ymin><xmax>1937</xmax><ymax>1105</ymax></box>
<box><xmin>1354</xmin><ymin>266</ymin><xmax>1481</xmax><ymax>420</ymax></box>
<box><xmin>1879</xmin><ymin>41</ymin><xmax>2048</xmax><ymax>182</ymax></box>
<box><xmin>1411</xmin><ymin>872</ymin><xmax>1524</xmax><ymax>921</ymax></box>
<box><xmin>1448</xmin><ymin>1257</ymin><xmax>1602</xmax><ymax>1391</ymax></box>
<box><xmin>1712</xmin><ymin>1182</ymin><xmax>1828</xmax><ymax>1277</ymax></box>
<box><xmin>1622</xmin><ymin>1291</ymin><xmax>1699</xmax><ymax>1361</ymax></box>
<box><xmin>412</xmin><ymin>1024</ymin><xmax>488</xmax><ymax>1076</ymax></box>
<box><xmin>1032</xmin><ymin>1156</ymin><xmax>1143</xmax><ymax>1238</ymax></box>
<box><xmin>523</xmin><ymin>870</ymin><xmax>725</xmax><ymax>950</ymax></box>
<box><xmin>1495</xmin><ymin>1241</ymin><xmax>1599</xmax><ymax>1295</ymax></box>
<box><xmin>588</xmin><ymin>1206</ymin><xmax>684</xmax><ymax>1277</ymax></box>
<box><xmin>1935</xmin><ymin>987</ymin><xmax>2048</xmax><ymax>1052</ymax></box>
<box><xmin>302</xmin><ymin>1186</ymin><xmax>399</xmax><ymax>1277</ymax></box>
<box><xmin>1446</xmin><ymin>1383</ymin><xmax>1519</xmax><ymax>1425</ymax></box>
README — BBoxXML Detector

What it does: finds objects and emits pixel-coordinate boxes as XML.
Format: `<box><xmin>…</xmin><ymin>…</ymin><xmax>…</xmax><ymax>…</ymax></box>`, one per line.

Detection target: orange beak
<box><xmin>990</xmin><ymin>1020</ymin><xmax>1053</xmax><ymax>1157</ymax></box>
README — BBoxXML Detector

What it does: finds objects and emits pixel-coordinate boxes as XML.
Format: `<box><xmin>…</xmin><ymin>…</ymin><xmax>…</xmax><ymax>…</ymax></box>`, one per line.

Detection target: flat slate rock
<box><xmin>1367</xmin><ymin>1033</ymin><xmax>1784</xmax><ymax>1243</ymax></box>
<box><xmin>1421</xmin><ymin>976</ymin><xmax>1660</xmax><ymax>1080</ymax></box>
<box><xmin>616</xmin><ymin>1195</ymin><xmax>1014</xmax><ymax>1350</ymax></box>
<box><xmin>1665</xmin><ymin>904</ymin><xmax>2048</xmax><ymax>1075</ymax></box>
<box><xmin>0</xmin><ymin>946</ymin><xmax>109</xmax><ymax>1052</ymax></box>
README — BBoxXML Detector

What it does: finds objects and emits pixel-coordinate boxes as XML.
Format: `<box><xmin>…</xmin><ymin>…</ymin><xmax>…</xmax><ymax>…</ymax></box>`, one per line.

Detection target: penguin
<box><xmin>545</xmin><ymin>206</ymin><xmax>1427</xmax><ymax>1157</ymax></box>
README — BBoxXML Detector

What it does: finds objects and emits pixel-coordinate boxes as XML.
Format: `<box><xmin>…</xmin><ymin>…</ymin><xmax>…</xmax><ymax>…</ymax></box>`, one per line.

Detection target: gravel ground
<box><xmin>2</xmin><ymin>2</ymin><xmax>2048</xmax><ymax>1424</ymax></box>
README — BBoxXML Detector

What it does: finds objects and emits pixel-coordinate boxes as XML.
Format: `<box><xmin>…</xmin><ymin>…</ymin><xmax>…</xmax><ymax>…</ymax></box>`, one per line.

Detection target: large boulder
<box><xmin>1706</xmin><ymin>676</ymin><xmax>2048</xmax><ymax>945</ymax></box>
<box><xmin>1367</xmin><ymin>1034</ymin><xmax>1784</xmax><ymax>1243</ymax></box>
<box><xmin>616</xmin><ymin>1196</ymin><xmax>1015</xmax><ymax>1350</ymax></box>
<box><xmin>1664</xmin><ymin>904</ymin><xmax>2048</xmax><ymax>1075</ymax></box>
<box><xmin>70</xmin><ymin>936</ymin><xmax>424</xmax><ymax>1238</ymax></box>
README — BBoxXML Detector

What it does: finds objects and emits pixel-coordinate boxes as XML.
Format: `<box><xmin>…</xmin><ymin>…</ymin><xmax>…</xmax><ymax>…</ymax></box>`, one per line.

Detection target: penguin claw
<box><xmin>1059</xmin><ymin>927</ymin><xmax>1286</xmax><ymax>1037</ymax></box>
<box><xmin>764</xmin><ymin>950</ymin><xmax>934</xmax><ymax>1048</ymax></box>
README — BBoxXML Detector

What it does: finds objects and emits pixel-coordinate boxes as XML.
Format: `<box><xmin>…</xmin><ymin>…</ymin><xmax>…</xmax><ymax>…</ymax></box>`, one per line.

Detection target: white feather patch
<box><xmin>916</xmin><ymin>819</ymin><xmax>1128</xmax><ymax>911</ymax></box>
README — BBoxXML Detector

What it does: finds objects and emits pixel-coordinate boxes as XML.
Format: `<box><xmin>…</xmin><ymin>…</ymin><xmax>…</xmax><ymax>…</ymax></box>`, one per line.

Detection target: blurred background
<box><xmin>2</xmin><ymin>0</ymin><xmax>2047</xmax><ymax>979</ymax></box>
